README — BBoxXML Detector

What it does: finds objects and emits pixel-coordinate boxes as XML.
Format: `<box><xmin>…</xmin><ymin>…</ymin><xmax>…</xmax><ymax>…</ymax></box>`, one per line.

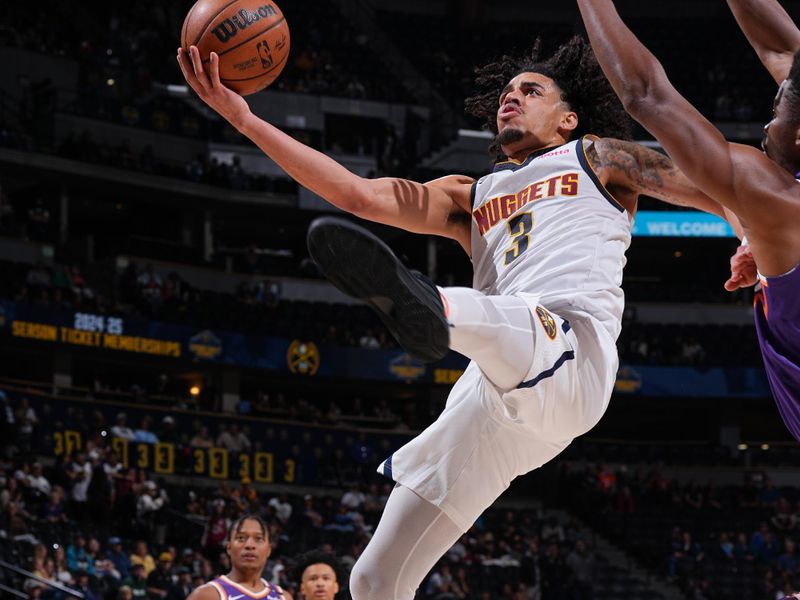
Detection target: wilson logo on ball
<box><xmin>211</xmin><ymin>4</ymin><xmax>279</xmax><ymax>43</ymax></box>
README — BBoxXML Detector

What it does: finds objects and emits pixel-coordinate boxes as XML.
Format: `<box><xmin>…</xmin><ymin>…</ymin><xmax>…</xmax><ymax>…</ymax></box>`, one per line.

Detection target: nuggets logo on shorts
<box><xmin>535</xmin><ymin>306</ymin><xmax>558</xmax><ymax>340</ymax></box>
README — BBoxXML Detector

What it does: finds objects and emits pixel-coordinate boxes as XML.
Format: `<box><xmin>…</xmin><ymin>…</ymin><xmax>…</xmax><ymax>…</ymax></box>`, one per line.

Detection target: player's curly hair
<box><xmin>465</xmin><ymin>36</ymin><xmax>633</xmax><ymax>161</ymax></box>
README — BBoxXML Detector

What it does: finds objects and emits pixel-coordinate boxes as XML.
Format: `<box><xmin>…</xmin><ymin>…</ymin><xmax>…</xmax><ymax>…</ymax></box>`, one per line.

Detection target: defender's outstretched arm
<box><xmin>727</xmin><ymin>0</ymin><xmax>800</xmax><ymax>84</ymax></box>
<box><xmin>575</xmin><ymin>0</ymin><xmax>791</xmax><ymax>228</ymax></box>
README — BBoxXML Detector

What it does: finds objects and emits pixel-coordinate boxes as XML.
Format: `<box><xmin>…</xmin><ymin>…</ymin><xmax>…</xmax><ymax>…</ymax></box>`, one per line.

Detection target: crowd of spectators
<box><xmin>1</xmin><ymin>0</ymin><xmax>415</xmax><ymax>200</ymax></box>
<box><xmin>3</xmin><ymin>0</ymin><xmax>409</xmax><ymax>106</ymax></box>
<box><xmin>374</xmin><ymin>12</ymin><xmax>775</xmax><ymax>128</ymax></box>
<box><xmin>560</xmin><ymin>462</ymin><xmax>800</xmax><ymax>599</ymax></box>
<box><xmin>80</xmin><ymin>370</ymin><xmax>409</xmax><ymax>431</ymax></box>
<box><xmin>617</xmin><ymin>319</ymin><xmax>762</xmax><ymax>369</ymax></box>
<box><xmin>5</xmin><ymin>0</ymin><xmax>779</xmax><ymax>123</ymax></box>
<box><xmin>0</xmin><ymin>384</ymin><xmax>412</xmax><ymax>482</ymax></box>
<box><xmin>0</xmin><ymin>387</ymin><xmax>646</xmax><ymax>600</ymax></box>
<box><xmin>2</xmin><ymin>258</ymin><xmax>403</xmax><ymax>354</ymax></box>
<box><xmin>2</xmin><ymin>0</ymin><xmax>777</xmax><ymax>197</ymax></box>
<box><xmin>0</xmin><ymin>457</ymin><xmax>610</xmax><ymax>600</ymax></box>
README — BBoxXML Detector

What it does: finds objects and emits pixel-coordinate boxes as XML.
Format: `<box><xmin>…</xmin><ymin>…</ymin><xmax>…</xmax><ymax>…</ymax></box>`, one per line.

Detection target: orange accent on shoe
<box><xmin>440</xmin><ymin>291</ymin><xmax>450</xmax><ymax>319</ymax></box>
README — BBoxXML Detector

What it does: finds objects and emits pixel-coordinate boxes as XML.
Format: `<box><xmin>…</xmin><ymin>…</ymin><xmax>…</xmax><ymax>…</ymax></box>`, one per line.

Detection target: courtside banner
<box><xmin>615</xmin><ymin>364</ymin><xmax>769</xmax><ymax>398</ymax></box>
<box><xmin>1</xmin><ymin>300</ymin><xmax>767</xmax><ymax>395</ymax></box>
<box><xmin>631</xmin><ymin>211</ymin><xmax>736</xmax><ymax>237</ymax></box>
<box><xmin>0</xmin><ymin>299</ymin><xmax>468</xmax><ymax>383</ymax></box>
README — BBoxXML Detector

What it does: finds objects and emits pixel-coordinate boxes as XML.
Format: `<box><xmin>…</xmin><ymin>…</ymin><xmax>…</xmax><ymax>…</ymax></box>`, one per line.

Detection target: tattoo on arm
<box><xmin>589</xmin><ymin>139</ymin><xmax>694</xmax><ymax>205</ymax></box>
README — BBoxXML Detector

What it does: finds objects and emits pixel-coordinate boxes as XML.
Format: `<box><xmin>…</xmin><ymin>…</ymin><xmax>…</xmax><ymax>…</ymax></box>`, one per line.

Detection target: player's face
<box><xmin>226</xmin><ymin>519</ymin><xmax>271</xmax><ymax>571</ymax></box>
<box><xmin>762</xmin><ymin>81</ymin><xmax>800</xmax><ymax>172</ymax></box>
<box><xmin>496</xmin><ymin>72</ymin><xmax>577</xmax><ymax>158</ymax></box>
<box><xmin>300</xmin><ymin>563</ymin><xmax>339</xmax><ymax>600</ymax></box>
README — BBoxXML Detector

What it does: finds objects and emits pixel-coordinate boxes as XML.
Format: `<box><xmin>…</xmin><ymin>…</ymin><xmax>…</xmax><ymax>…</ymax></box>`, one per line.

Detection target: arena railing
<box><xmin>0</xmin><ymin>559</ymin><xmax>83</xmax><ymax>599</ymax></box>
<box><xmin>0</xmin><ymin>376</ymin><xmax>407</xmax><ymax>435</ymax></box>
<box><xmin>0</xmin><ymin>583</ymin><xmax>26</xmax><ymax>599</ymax></box>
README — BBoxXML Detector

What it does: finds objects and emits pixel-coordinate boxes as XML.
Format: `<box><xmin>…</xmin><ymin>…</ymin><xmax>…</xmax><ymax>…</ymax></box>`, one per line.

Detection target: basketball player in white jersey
<box><xmin>178</xmin><ymin>38</ymin><xmax>732</xmax><ymax>600</ymax></box>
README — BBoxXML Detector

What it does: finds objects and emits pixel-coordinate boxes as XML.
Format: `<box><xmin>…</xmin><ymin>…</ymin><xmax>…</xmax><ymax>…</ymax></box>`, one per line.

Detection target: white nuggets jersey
<box><xmin>470</xmin><ymin>135</ymin><xmax>632</xmax><ymax>341</ymax></box>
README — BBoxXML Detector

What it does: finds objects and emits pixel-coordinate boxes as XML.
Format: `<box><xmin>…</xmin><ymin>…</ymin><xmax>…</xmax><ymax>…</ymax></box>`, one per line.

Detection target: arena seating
<box><xmin>0</xmin><ymin>2</ymin><xmax>793</xmax><ymax>599</ymax></box>
<box><xmin>0</xmin><ymin>257</ymin><xmax>765</xmax><ymax>368</ymax></box>
<box><xmin>0</xmin><ymin>387</ymin><xmax>675</xmax><ymax>599</ymax></box>
<box><xmin>558</xmin><ymin>462</ymin><xmax>800</xmax><ymax>599</ymax></box>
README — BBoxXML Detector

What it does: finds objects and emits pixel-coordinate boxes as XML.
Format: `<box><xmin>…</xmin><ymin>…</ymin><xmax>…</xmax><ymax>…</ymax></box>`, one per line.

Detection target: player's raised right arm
<box><xmin>177</xmin><ymin>47</ymin><xmax>472</xmax><ymax>250</ymax></box>
<box><xmin>726</xmin><ymin>0</ymin><xmax>800</xmax><ymax>84</ymax></box>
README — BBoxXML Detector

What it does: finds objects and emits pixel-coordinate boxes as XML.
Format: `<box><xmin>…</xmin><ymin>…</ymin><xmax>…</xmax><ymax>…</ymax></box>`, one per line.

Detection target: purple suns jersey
<box><xmin>208</xmin><ymin>575</ymin><xmax>285</xmax><ymax>600</ymax></box>
<box><xmin>754</xmin><ymin>264</ymin><xmax>800</xmax><ymax>441</ymax></box>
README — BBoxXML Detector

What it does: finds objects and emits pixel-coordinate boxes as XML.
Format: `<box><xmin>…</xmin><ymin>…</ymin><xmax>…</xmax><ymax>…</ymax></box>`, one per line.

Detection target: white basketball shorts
<box><xmin>377</xmin><ymin>295</ymin><xmax>618</xmax><ymax>532</ymax></box>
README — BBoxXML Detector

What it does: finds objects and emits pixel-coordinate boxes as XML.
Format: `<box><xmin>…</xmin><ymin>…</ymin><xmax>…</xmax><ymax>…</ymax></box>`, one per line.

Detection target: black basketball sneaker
<box><xmin>307</xmin><ymin>217</ymin><xmax>450</xmax><ymax>363</ymax></box>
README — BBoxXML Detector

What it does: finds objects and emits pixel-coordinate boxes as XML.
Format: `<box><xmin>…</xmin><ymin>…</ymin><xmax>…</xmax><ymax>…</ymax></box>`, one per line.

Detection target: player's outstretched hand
<box><xmin>177</xmin><ymin>46</ymin><xmax>251</xmax><ymax>129</ymax></box>
<box><xmin>724</xmin><ymin>244</ymin><xmax>758</xmax><ymax>291</ymax></box>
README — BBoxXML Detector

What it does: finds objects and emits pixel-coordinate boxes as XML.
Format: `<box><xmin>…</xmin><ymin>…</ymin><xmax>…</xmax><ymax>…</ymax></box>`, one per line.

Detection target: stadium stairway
<box><xmin>548</xmin><ymin>509</ymin><xmax>687</xmax><ymax>600</ymax></box>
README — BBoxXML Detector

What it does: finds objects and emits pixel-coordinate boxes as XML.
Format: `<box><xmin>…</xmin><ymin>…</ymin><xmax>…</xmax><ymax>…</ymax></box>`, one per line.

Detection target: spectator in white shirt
<box><xmin>70</xmin><ymin>452</ymin><xmax>92</xmax><ymax>521</ymax></box>
<box><xmin>104</xmin><ymin>452</ymin><xmax>123</xmax><ymax>481</ymax></box>
<box><xmin>111</xmin><ymin>413</ymin><xmax>136</xmax><ymax>441</ymax></box>
<box><xmin>28</xmin><ymin>463</ymin><xmax>51</xmax><ymax>497</ymax></box>
<box><xmin>268</xmin><ymin>494</ymin><xmax>293</xmax><ymax>524</ymax></box>
<box><xmin>136</xmin><ymin>481</ymin><xmax>168</xmax><ymax>519</ymax></box>
<box><xmin>341</xmin><ymin>484</ymin><xmax>366</xmax><ymax>511</ymax></box>
<box><xmin>137</xmin><ymin>481</ymin><xmax>169</xmax><ymax>545</ymax></box>
<box><xmin>215</xmin><ymin>424</ymin><xmax>251</xmax><ymax>453</ymax></box>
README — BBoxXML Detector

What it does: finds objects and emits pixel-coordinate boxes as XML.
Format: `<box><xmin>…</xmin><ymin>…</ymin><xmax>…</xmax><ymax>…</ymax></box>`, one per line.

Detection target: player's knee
<box><xmin>350</xmin><ymin>557</ymin><xmax>404</xmax><ymax>600</ymax></box>
<box><xmin>350</xmin><ymin>558</ymin><xmax>383</xmax><ymax>600</ymax></box>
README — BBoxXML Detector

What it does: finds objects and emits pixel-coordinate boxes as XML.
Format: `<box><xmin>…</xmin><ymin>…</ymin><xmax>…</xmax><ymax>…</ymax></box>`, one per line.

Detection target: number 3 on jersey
<box><xmin>504</xmin><ymin>211</ymin><xmax>534</xmax><ymax>266</ymax></box>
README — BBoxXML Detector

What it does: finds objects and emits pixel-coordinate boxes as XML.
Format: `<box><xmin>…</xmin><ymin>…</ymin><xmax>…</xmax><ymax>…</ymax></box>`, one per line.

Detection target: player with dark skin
<box><xmin>577</xmin><ymin>0</ymin><xmax>800</xmax><ymax>440</ymax></box>
<box><xmin>577</xmin><ymin>0</ymin><xmax>800</xmax><ymax>281</ymax></box>
<box><xmin>724</xmin><ymin>0</ymin><xmax>800</xmax><ymax>290</ymax></box>
<box><xmin>298</xmin><ymin>565</ymin><xmax>337</xmax><ymax>600</ymax></box>
<box><xmin>188</xmin><ymin>516</ymin><xmax>292</xmax><ymax>600</ymax></box>
<box><xmin>176</xmin><ymin>44</ymin><xmax>728</xmax><ymax>253</ymax></box>
<box><xmin>293</xmin><ymin>551</ymin><xmax>342</xmax><ymax>600</ymax></box>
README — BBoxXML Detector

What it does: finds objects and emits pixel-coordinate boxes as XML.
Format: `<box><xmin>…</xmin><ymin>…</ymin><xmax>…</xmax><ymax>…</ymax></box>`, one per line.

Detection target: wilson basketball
<box><xmin>181</xmin><ymin>0</ymin><xmax>290</xmax><ymax>96</ymax></box>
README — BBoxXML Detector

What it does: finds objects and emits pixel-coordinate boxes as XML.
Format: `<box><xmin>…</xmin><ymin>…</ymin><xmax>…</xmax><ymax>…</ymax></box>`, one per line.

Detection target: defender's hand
<box><xmin>724</xmin><ymin>244</ymin><xmax>758</xmax><ymax>291</ymax></box>
<box><xmin>177</xmin><ymin>46</ymin><xmax>251</xmax><ymax>129</ymax></box>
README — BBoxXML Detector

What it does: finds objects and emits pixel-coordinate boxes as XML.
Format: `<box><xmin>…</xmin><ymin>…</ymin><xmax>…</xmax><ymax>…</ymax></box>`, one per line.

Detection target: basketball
<box><xmin>181</xmin><ymin>0</ymin><xmax>290</xmax><ymax>96</ymax></box>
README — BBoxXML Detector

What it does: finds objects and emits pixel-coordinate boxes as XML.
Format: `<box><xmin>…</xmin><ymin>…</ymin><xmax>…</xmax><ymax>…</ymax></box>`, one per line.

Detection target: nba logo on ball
<box><xmin>256</xmin><ymin>39</ymin><xmax>274</xmax><ymax>69</ymax></box>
